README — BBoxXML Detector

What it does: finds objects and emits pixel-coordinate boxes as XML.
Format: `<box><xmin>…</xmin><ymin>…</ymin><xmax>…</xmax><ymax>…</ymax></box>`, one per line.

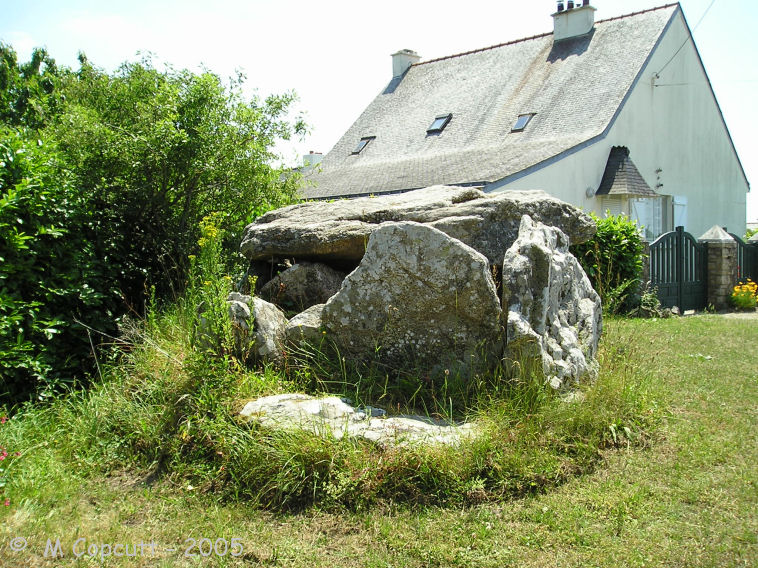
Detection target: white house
<box><xmin>302</xmin><ymin>2</ymin><xmax>749</xmax><ymax>240</ymax></box>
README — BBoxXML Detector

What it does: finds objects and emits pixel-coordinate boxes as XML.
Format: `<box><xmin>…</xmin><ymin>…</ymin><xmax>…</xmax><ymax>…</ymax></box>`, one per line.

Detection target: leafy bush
<box><xmin>746</xmin><ymin>227</ymin><xmax>758</xmax><ymax>240</ymax></box>
<box><xmin>570</xmin><ymin>212</ymin><xmax>645</xmax><ymax>314</ymax></box>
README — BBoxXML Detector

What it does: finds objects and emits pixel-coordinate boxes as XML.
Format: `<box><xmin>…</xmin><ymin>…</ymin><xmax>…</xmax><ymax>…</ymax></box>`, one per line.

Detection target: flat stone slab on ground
<box><xmin>239</xmin><ymin>393</ymin><xmax>476</xmax><ymax>447</ymax></box>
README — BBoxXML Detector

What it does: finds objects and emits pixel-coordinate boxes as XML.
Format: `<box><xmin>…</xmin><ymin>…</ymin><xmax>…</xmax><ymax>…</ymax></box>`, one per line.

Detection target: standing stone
<box><xmin>501</xmin><ymin>215</ymin><xmax>602</xmax><ymax>389</ymax></box>
<box><xmin>227</xmin><ymin>292</ymin><xmax>253</xmax><ymax>333</ymax></box>
<box><xmin>321</xmin><ymin>221</ymin><xmax>503</xmax><ymax>376</ymax></box>
<box><xmin>285</xmin><ymin>304</ymin><xmax>326</xmax><ymax>348</ymax></box>
<box><xmin>251</xmin><ymin>297</ymin><xmax>288</xmax><ymax>362</ymax></box>
<box><xmin>259</xmin><ymin>262</ymin><xmax>346</xmax><ymax>311</ymax></box>
<box><xmin>226</xmin><ymin>293</ymin><xmax>289</xmax><ymax>363</ymax></box>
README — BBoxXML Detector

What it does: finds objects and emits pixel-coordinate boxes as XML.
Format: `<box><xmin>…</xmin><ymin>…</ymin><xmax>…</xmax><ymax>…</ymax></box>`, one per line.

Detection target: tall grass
<box><xmin>0</xmin><ymin>315</ymin><xmax>662</xmax><ymax>513</ymax></box>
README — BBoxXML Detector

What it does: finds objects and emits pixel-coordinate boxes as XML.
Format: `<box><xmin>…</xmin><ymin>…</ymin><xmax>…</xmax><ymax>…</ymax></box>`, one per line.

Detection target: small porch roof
<box><xmin>596</xmin><ymin>146</ymin><xmax>657</xmax><ymax>197</ymax></box>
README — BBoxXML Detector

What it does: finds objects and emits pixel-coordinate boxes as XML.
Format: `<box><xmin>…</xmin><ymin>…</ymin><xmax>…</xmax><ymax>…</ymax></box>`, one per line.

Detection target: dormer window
<box><xmin>427</xmin><ymin>114</ymin><xmax>452</xmax><ymax>134</ymax></box>
<box><xmin>512</xmin><ymin>113</ymin><xmax>535</xmax><ymax>132</ymax></box>
<box><xmin>351</xmin><ymin>136</ymin><xmax>375</xmax><ymax>155</ymax></box>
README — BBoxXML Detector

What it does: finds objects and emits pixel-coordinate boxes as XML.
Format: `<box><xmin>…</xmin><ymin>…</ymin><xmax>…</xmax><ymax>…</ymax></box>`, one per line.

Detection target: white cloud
<box><xmin>2</xmin><ymin>30</ymin><xmax>37</xmax><ymax>60</ymax></box>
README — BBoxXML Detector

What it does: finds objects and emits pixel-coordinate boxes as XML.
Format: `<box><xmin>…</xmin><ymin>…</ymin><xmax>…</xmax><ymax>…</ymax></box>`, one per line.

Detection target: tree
<box><xmin>53</xmin><ymin>55</ymin><xmax>306</xmax><ymax>306</ymax></box>
<box><xmin>0</xmin><ymin>44</ymin><xmax>62</xmax><ymax>129</ymax></box>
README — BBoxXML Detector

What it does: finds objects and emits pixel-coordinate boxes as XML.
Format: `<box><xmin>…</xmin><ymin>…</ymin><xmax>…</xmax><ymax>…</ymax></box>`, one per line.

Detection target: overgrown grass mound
<box><xmin>1</xmin><ymin>307</ymin><xmax>662</xmax><ymax>512</ymax></box>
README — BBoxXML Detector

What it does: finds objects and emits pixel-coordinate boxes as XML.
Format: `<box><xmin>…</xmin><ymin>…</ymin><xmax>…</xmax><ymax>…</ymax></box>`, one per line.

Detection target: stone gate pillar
<box><xmin>698</xmin><ymin>226</ymin><xmax>738</xmax><ymax>311</ymax></box>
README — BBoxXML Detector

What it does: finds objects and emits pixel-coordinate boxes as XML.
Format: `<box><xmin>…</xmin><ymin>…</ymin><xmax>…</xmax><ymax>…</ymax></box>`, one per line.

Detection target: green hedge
<box><xmin>570</xmin><ymin>213</ymin><xmax>645</xmax><ymax>314</ymax></box>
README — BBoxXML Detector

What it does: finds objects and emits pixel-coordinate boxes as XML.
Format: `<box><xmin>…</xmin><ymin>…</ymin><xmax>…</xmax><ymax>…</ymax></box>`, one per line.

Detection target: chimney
<box><xmin>552</xmin><ymin>1</ymin><xmax>596</xmax><ymax>42</ymax></box>
<box><xmin>302</xmin><ymin>151</ymin><xmax>323</xmax><ymax>170</ymax></box>
<box><xmin>391</xmin><ymin>49</ymin><xmax>421</xmax><ymax>78</ymax></box>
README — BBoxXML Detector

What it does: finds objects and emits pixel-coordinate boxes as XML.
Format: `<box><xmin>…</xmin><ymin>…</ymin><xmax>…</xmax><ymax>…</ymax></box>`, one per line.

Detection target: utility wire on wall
<box><xmin>654</xmin><ymin>0</ymin><xmax>717</xmax><ymax>81</ymax></box>
<box><xmin>654</xmin><ymin>79</ymin><xmax>758</xmax><ymax>87</ymax></box>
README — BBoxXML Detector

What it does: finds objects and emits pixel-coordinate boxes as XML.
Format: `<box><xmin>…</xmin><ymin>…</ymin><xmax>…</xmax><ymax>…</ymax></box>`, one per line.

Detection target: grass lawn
<box><xmin>1</xmin><ymin>314</ymin><xmax>756</xmax><ymax>567</ymax></box>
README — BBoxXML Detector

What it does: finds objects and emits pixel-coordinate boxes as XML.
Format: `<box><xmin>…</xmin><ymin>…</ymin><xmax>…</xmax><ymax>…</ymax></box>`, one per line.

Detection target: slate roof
<box><xmin>595</xmin><ymin>146</ymin><xmax>657</xmax><ymax>197</ymax></box>
<box><xmin>304</xmin><ymin>4</ymin><xmax>679</xmax><ymax>199</ymax></box>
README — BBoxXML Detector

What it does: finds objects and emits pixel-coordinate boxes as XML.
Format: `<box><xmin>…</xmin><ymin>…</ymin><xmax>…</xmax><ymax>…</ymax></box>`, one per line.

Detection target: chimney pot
<box><xmin>553</xmin><ymin>1</ymin><xmax>596</xmax><ymax>41</ymax></box>
<box><xmin>391</xmin><ymin>49</ymin><xmax>421</xmax><ymax>78</ymax></box>
<box><xmin>557</xmin><ymin>1</ymin><xmax>564</xmax><ymax>11</ymax></box>
<box><xmin>302</xmin><ymin>152</ymin><xmax>323</xmax><ymax>169</ymax></box>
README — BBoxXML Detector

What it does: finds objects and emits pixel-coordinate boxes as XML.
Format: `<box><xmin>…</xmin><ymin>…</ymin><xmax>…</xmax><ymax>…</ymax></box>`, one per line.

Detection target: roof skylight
<box><xmin>351</xmin><ymin>136</ymin><xmax>375</xmax><ymax>155</ymax></box>
<box><xmin>512</xmin><ymin>113</ymin><xmax>535</xmax><ymax>132</ymax></box>
<box><xmin>427</xmin><ymin>114</ymin><xmax>452</xmax><ymax>134</ymax></box>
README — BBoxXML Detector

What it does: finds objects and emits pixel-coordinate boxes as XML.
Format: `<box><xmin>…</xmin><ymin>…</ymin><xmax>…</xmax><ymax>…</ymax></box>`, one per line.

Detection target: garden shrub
<box><xmin>570</xmin><ymin>212</ymin><xmax>645</xmax><ymax>314</ymax></box>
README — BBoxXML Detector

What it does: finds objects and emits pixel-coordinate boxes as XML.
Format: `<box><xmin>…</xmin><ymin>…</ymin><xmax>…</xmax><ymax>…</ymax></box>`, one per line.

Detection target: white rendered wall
<box><xmin>492</xmin><ymin>10</ymin><xmax>749</xmax><ymax>238</ymax></box>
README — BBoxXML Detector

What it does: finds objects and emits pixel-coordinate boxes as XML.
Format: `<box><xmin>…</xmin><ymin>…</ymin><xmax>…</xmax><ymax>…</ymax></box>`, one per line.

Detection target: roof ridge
<box><xmin>413</xmin><ymin>3</ymin><xmax>680</xmax><ymax>67</ymax></box>
<box><xmin>595</xmin><ymin>3</ymin><xmax>679</xmax><ymax>26</ymax></box>
<box><xmin>415</xmin><ymin>31</ymin><xmax>554</xmax><ymax>67</ymax></box>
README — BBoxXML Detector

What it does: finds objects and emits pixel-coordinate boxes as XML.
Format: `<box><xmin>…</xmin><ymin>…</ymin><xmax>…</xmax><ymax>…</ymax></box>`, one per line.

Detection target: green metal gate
<box><xmin>650</xmin><ymin>226</ymin><xmax>708</xmax><ymax>311</ymax></box>
<box><xmin>728</xmin><ymin>232</ymin><xmax>758</xmax><ymax>282</ymax></box>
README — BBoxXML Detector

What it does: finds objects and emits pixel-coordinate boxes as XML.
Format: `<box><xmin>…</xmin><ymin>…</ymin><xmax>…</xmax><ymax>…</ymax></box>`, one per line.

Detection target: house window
<box><xmin>351</xmin><ymin>136</ymin><xmax>375</xmax><ymax>155</ymax></box>
<box><xmin>427</xmin><ymin>114</ymin><xmax>452</xmax><ymax>134</ymax></box>
<box><xmin>630</xmin><ymin>197</ymin><xmax>663</xmax><ymax>240</ymax></box>
<box><xmin>511</xmin><ymin>113</ymin><xmax>535</xmax><ymax>132</ymax></box>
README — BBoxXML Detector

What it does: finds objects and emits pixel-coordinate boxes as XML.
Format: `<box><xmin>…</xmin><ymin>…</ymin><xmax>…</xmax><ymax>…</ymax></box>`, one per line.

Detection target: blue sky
<box><xmin>2</xmin><ymin>0</ymin><xmax>756</xmax><ymax>222</ymax></box>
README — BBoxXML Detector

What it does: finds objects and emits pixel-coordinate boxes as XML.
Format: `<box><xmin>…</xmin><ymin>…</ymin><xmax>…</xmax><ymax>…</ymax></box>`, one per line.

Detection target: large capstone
<box><xmin>240</xmin><ymin>185</ymin><xmax>595</xmax><ymax>267</ymax></box>
<box><xmin>501</xmin><ymin>215</ymin><xmax>602</xmax><ymax>389</ymax></box>
<box><xmin>321</xmin><ymin>221</ymin><xmax>503</xmax><ymax>376</ymax></box>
